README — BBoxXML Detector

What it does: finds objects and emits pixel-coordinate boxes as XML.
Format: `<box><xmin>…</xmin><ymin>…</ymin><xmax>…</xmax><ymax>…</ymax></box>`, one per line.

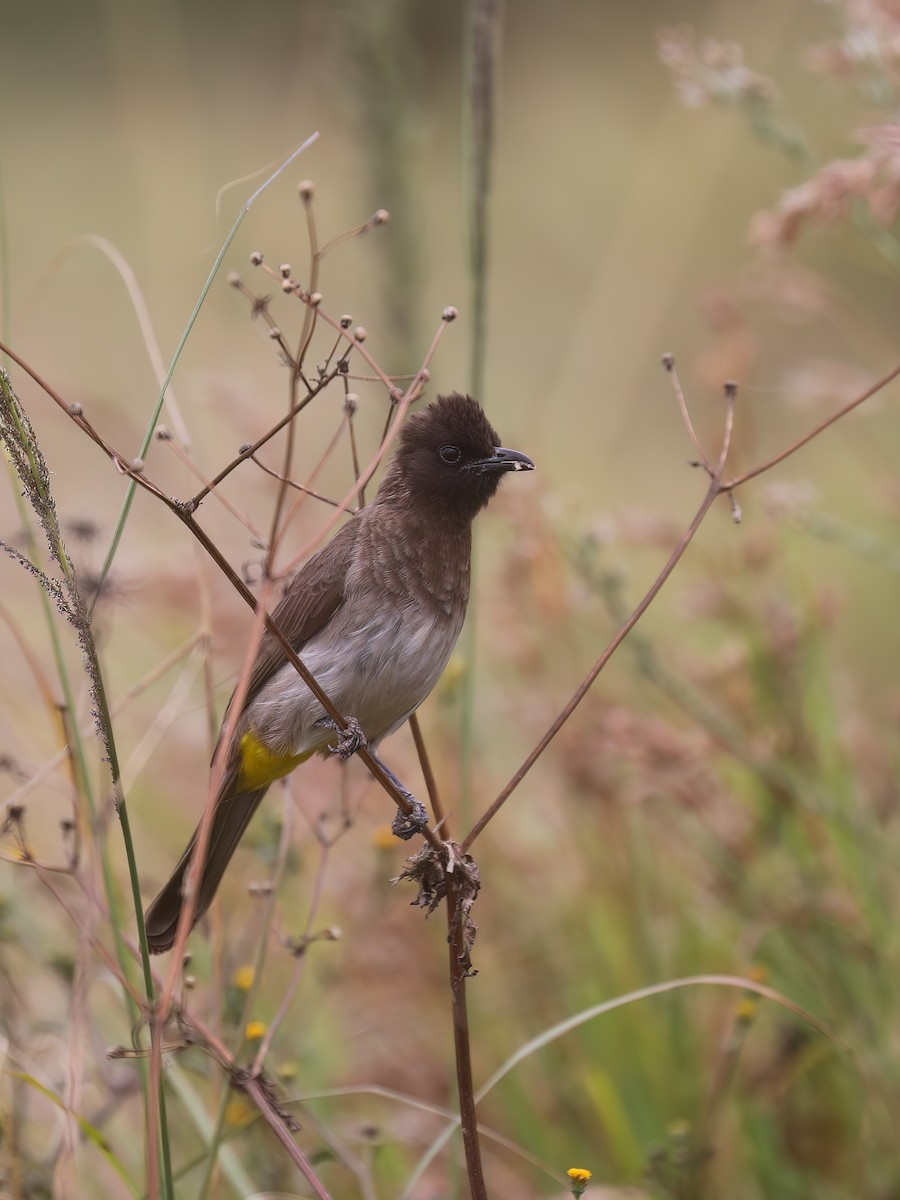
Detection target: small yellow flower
<box><xmin>747</xmin><ymin>962</ymin><xmax>768</xmax><ymax>983</ymax></box>
<box><xmin>245</xmin><ymin>1020</ymin><xmax>267</xmax><ymax>1041</ymax></box>
<box><xmin>567</xmin><ymin>1167</ymin><xmax>592</xmax><ymax>1196</ymax></box>
<box><xmin>232</xmin><ymin>965</ymin><xmax>255</xmax><ymax>991</ymax></box>
<box><xmin>735</xmin><ymin>997</ymin><xmax>757</xmax><ymax>1024</ymax></box>
<box><xmin>372</xmin><ymin>825</ymin><xmax>396</xmax><ymax>851</ymax></box>
<box><xmin>225</xmin><ymin>1096</ymin><xmax>255</xmax><ymax>1127</ymax></box>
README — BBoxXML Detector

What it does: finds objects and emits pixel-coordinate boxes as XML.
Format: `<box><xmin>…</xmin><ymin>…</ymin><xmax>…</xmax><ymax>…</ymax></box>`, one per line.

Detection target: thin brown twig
<box><xmin>722</xmin><ymin>358</ymin><xmax>900</xmax><ymax>489</ymax></box>
<box><xmin>462</xmin><ymin>353</ymin><xmax>900</xmax><ymax>851</ymax></box>
<box><xmin>446</xmin><ymin>865</ymin><xmax>485</xmax><ymax>1200</ymax></box>
<box><xmin>662</xmin><ymin>351</ymin><xmax>712</xmax><ymax>472</ymax></box>
<box><xmin>409</xmin><ymin>713</ymin><xmax>446</xmax><ymax>835</ymax></box>
<box><xmin>249</xmin><ymin>453</ymin><xmax>352</xmax><ymax>510</ymax></box>
<box><xmin>250</xmin><ymin>839</ymin><xmax>332</xmax><ymax>1075</ymax></box>
<box><xmin>160</xmin><ymin>434</ymin><xmax>266</xmax><ymax>541</ymax></box>
<box><xmin>0</xmin><ymin>338</ymin><xmax>445</xmax><ymax>849</ymax></box>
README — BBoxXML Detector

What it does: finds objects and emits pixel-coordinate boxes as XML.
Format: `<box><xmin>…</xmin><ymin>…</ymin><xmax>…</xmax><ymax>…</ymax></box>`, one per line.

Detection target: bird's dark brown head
<box><xmin>383</xmin><ymin>392</ymin><xmax>534</xmax><ymax>522</ymax></box>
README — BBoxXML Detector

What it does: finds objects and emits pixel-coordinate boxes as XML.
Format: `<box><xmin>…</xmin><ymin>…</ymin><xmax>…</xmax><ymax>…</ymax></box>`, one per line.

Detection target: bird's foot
<box><xmin>391</xmin><ymin>795</ymin><xmax>429</xmax><ymax>841</ymax></box>
<box><xmin>318</xmin><ymin>716</ymin><xmax>368</xmax><ymax>761</ymax></box>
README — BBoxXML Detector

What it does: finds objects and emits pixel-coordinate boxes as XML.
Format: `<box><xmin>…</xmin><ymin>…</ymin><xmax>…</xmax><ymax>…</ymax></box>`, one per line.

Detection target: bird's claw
<box><xmin>319</xmin><ymin>716</ymin><xmax>368</xmax><ymax>760</ymax></box>
<box><xmin>391</xmin><ymin>796</ymin><xmax>429</xmax><ymax>841</ymax></box>
<box><xmin>335</xmin><ymin>717</ymin><xmax>367</xmax><ymax>760</ymax></box>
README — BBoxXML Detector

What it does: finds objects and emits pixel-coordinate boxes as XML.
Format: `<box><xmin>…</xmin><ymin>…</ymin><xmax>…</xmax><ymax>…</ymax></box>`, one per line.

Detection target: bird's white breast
<box><xmin>245</xmin><ymin>591</ymin><xmax>465</xmax><ymax>757</ymax></box>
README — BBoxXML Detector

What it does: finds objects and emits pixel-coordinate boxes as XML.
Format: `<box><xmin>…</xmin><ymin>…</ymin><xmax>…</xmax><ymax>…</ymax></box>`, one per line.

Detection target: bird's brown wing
<box><xmin>237</xmin><ymin>516</ymin><xmax>363</xmax><ymax>716</ymax></box>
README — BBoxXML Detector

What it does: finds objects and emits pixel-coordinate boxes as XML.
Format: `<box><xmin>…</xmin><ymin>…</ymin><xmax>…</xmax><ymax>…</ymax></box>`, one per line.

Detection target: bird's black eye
<box><xmin>439</xmin><ymin>444</ymin><xmax>461</xmax><ymax>465</ymax></box>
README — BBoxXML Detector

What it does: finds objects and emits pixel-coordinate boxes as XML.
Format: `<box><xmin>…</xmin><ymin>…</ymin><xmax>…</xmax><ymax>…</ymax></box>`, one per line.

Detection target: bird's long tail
<box><xmin>144</xmin><ymin>774</ymin><xmax>269</xmax><ymax>955</ymax></box>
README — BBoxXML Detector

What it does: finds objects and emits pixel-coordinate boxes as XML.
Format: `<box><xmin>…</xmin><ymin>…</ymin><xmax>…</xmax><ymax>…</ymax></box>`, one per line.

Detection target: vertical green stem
<box><xmin>460</xmin><ymin>0</ymin><xmax>500</xmax><ymax>822</ymax></box>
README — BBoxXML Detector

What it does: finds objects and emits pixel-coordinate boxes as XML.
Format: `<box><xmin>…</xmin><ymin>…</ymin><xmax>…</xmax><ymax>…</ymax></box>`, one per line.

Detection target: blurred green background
<box><xmin>2</xmin><ymin>1</ymin><xmax>900</xmax><ymax>1197</ymax></box>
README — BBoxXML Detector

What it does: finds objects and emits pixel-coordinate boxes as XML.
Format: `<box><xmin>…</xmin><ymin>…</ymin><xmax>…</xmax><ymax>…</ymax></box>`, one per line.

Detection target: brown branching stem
<box><xmin>462</xmin><ymin>358</ymin><xmax>900</xmax><ymax>851</ymax></box>
<box><xmin>446</xmin><ymin>870</ymin><xmax>486</xmax><ymax>1200</ymax></box>
<box><xmin>0</xmin><ymin>338</ymin><xmax>444</xmax><ymax>856</ymax></box>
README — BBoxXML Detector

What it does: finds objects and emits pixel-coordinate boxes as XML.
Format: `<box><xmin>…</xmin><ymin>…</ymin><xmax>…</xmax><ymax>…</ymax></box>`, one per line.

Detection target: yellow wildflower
<box><xmin>567</xmin><ymin>1167</ymin><xmax>592</xmax><ymax>1196</ymax></box>
<box><xmin>372</xmin><ymin>825</ymin><xmax>396</xmax><ymax>851</ymax></box>
<box><xmin>225</xmin><ymin>1096</ymin><xmax>255</xmax><ymax>1127</ymax></box>
<box><xmin>245</xmin><ymin>1020</ymin><xmax>267</xmax><ymax>1041</ymax></box>
<box><xmin>232</xmin><ymin>965</ymin><xmax>255</xmax><ymax>991</ymax></box>
<box><xmin>735</xmin><ymin>997</ymin><xmax>757</xmax><ymax>1023</ymax></box>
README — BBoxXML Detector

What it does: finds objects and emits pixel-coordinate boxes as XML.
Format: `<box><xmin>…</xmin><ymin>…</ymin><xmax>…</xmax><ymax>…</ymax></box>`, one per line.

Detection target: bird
<box><xmin>144</xmin><ymin>392</ymin><xmax>534</xmax><ymax>952</ymax></box>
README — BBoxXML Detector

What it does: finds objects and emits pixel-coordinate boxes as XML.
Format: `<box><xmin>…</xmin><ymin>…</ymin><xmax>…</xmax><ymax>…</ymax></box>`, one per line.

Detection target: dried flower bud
<box><xmin>442</xmin><ymin>306</ymin><xmax>458</xmax><ymax>322</ymax></box>
<box><xmin>309</xmin><ymin>292</ymin><xmax>323</xmax><ymax>307</ymax></box>
<box><xmin>372</xmin><ymin>208</ymin><xmax>390</xmax><ymax>225</ymax></box>
<box><xmin>279</xmin><ymin>263</ymin><xmax>291</xmax><ymax>277</ymax></box>
<box><xmin>662</xmin><ymin>352</ymin><xmax>675</xmax><ymax>371</ymax></box>
<box><xmin>130</xmin><ymin>458</ymin><xmax>144</xmax><ymax>474</ymax></box>
<box><xmin>298</xmin><ymin>180</ymin><xmax>315</xmax><ymax>200</ymax></box>
<box><xmin>724</xmin><ymin>379</ymin><xmax>738</xmax><ymax>398</ymax></box>
<box><xmin>156</xmin><ymin>426</ymin><xmax>172</xmax><ymax>441</ymax></box>
<box><xmin>353</xmin><ymin>325</ymin><xmax>367</xmax><ymax>342</ymax></box>
<box><xmin>419</xmin><ymin>368</ymin><xmax>431</xmax><ymax>383</ymax></box>
<box><xmin>340</xmin><ymin>314</ymin><xmax>353</xmax><ymax>329</ymax></box>
<box><xmin>344</xmin><ymin>392</ymin><xmax>359</xmax><ymax>414</ymax></box>
<box><xmin>249</xmin><ymin>251</ymin><xmax>263</xmax><ymax>266</ymax></box>
<box><xmin>281</xmin><ymin>278</ymin><xmax>295</xmax><ymax>293</ymax></box>
<box><xmin>184</xmin><ymin>975</ymin><xmax>196</xmax><ymax>989</ymax></box>
<box><xmin>68</xmin><ymin>402</ymin><xmax>83</xmax><ymax>416</ymax></box>
<box><xmin>268</xmin><ymin>327</ymin><xmax>281</xmax><ymax>339</ymax></box>
<box><xmin>239</xmin><ymin>442</ymin><xmax>252</xmax><ymax>454</ymax></box>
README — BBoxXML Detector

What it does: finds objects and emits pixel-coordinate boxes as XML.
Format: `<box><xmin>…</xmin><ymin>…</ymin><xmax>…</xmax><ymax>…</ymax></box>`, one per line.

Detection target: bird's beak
<box><xmin>472</xmin><ymin>446</ymin><xmax>535</xmax><ymax>475</ymax></box>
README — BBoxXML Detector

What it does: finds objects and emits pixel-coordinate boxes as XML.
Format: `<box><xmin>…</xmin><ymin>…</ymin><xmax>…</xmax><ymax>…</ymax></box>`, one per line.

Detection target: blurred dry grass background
<box><xmin>2</xmin><ymin>0</ymin><xmax>900</xmax><ymax>1197</ymax></box>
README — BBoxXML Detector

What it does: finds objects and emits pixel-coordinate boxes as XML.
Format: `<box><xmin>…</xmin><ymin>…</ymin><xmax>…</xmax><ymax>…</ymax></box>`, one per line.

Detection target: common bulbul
<box><xmin>144</xmin><ymin>393</ymin><xmax>534</xmax><ymax>952</ymax></box>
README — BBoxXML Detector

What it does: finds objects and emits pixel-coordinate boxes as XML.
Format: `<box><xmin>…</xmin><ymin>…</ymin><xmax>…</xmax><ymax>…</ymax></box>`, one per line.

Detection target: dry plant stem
<box><xmin>178</xmin><ymin>1009</ymin><xmax>334</xmax><ymax>1200</ymax></box>
<box><xmin>250</xmin><ymin>839</ymin><xmax>331</xmax><ymax>1075</ymax></box>
<box><xmin>278</xmin><ymin>312</ymin><xmax>453</xmax><ymax>576</ymax></box>
<box><xmin>187</xmin><ymin>368</ymin><xmax>340</xmax><ymax>511</ymax></box>
<box><xmin>161</xmin><ymin>436</ymin><xmax>265</xmax><ymax>540</ymax></box>
<box><xmin>0</xmin><ymin>340</ymin><xmax>442</xmax><ymax>847</ymax></box>
<box><xmin>446</xmin><ymin>876</ymin><xmax>487</xmax><ymax>1200</ymax></box>
<box><xmin>268</xmin><ymin>411</ymin><xmax>350</xmax><ymax>568</ymax></box>
<box><xmin>249</xmin><ymin>453</ymin><xmax>350</xmax><ymax>509</ymax></box>
<box><xmin>462</xmin><ymin>356</ymin><xmax>900</xmax><ymax>851</ymax></box>
<box><xmin>462</xmin><ymin>475</ymin><xmax>723</xmax><ymax>853</ymax></box>
<box><xmin>409</xmin><ymin>712</ymin><xmax>447</xmax><ymax>833</ymax></box>
<box><xmin>663</xmin><ymin>354</ymin><xmax>712</xmax><ymax>472</ymax></box>
<box><xmin>160</xmin><ymin>582</ymin><xmax>274</xmax><ymax>1011</ymax></box>
<box><xmin>722</xmin><ymin>357</ymin><xmax>900</xmax><ymax>488</ymax></box>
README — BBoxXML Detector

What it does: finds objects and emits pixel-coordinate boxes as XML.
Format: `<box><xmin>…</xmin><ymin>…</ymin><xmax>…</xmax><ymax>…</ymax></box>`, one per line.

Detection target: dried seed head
<box><xmin>344</xmin><ymin>392</ymin><xmax>359</xmax><ymax>415</ymax></box>
<box><xmin>662</xmin><ymin>352</ymin><xmax>675</xmax><ymax>371</ymax></box>
<box><xmin>239</xmin><ymin>442</ymin><xmax>252</xmax><ymax>454</ymax></box>
<box><xmin>442</xmin><ymin>306</ymin><xmax>458</xmax><ymax>322</ymax></box>
<box><xmin>68</xmin><ymin>402</ymin><xmax>83</xmax><ymax>417</ymax></box>
<box><xmin>419</xmin><ymin>368</ymin><xmax>431</xmax><ymax>383</ymax></box>
<box><xmin>156</xmin><ymin>426</ymin><xmax>172</xmax><ymax>441</ymax></box>
<box><xmin>389</xmin><ymin>385</ymin><xmax>404</xmax><ymax>403</ymax></box>
<box><xmin>340</xmin><ymin>314</ymin><xmax>353</xmax><ymax>329</ymax></box>
<box><xmin>184</xmin><ymin>975</ymin><xmax>196</xmax><ymax>989</ymax></box>
<box><xmin>268</xmin><ymin>327</ymin><xmax>281</xmax><ymax>339</ymax></box>
<box><xmin>130</xmin><ymin>457</ymin><xmax>144</xmax><ymax>474</ymax></box>
<box><xmin>279</xmin><ymin>263</ymin><xmax>291</xmax><ymax>277</ymax></box>
<box><xmin>298</xmin><ymin>179</ymin><xmax>315</xmax><ymax>200</ymax></box>
<box><xmin>309</xmin><ymin>292</ymin><xmax>323</xmax><ymax>307</ymax></box>
<box><xmin>281</xmin><ymin>278</ymin><xmax>295</xmax><ymax>293</ymax></box>
<box><xmin>724</xmin><ymin>379</ymin><xmax>738</xmax><ymax>399</ymax></box>
<box><xmin>372</xmin><ymin>208</ymin><xmax>390</xmax><ymax>226</ymax></box>
<box><xmin>353</xmin><ymin>326</ymin><xmax>367</xmax><ymax>342</ymax></box>
<box><xmin>249</xmin><ymin>251</ymin><xmax>264</xmax><ymax>266</ymax></box>
<box><xmin>227</xmin><ymin>271</ymin><xmax>241</xmax><ymax>287</ymax></box>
